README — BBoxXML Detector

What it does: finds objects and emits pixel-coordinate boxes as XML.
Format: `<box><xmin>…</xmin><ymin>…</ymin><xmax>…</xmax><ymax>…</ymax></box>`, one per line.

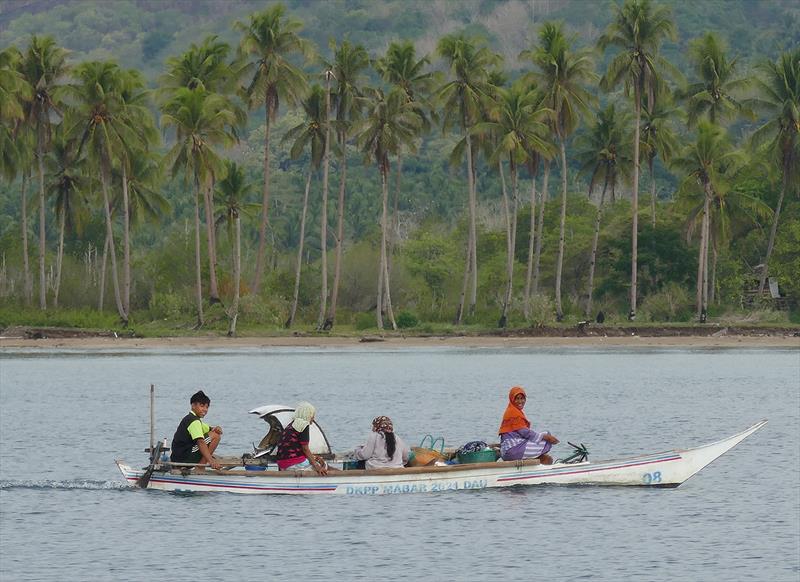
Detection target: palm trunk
<box><xmin>702</xmin><ymin>195</ymin><xmax>711</xmax><ymax>318</ymax></box>
<box><xmin>37</xmin><ymin>139</ymin><xmax>46</xmax><ymax>310</ymax></box>
<box><xmin>585</xmin><ymin>174</ymin><xmax>609</xmax><ymax>318</ymax></box>
<box><xmin>252</xmin><ymin>100</ymin><xmax>273</xmax><ymax>295</ymax></box>
<box><xmin>498</xmin><ymin>161</ymin><xmax>511</xmax><ymax>326</ymax></box>
<box><xmin>379</xmin><ymin>163</ymin><xmax>396</xmax><ymax>330</ymax></box>
<box><xmin>710</xmin><ymin>241</ymin><xmax>718</xmax><ymax>305</ymax></box>
<box><xmin>523</xmin><ymin>169</ymin><xmax>537</xmax><ymax>320</ymax></box>
<box><xmin>327</xmin><ymin>129</ymin><xmax>347</xmax><ymax>328</ymax></box>
<box><xmin>53</xmin><ymin>203</ymin><xmax>65</xmax><ymax>308</ymax></box>
<box><xmin>287</xmin><ymin>170</ymin><xmax>312</xmax><ymax>328</ymax></box>
<box><xmin>317</xmin><ymin>124</ymin><xmax>330</xmax><ymax>330</ymax></box>
<box><xmin>554</xmin><ymin>138</ymin><xmax>568</xmax><ymax>321</ymax></box>
<box><xmin>532</xmin><ymin>160</ymin><xmax>549</xmax><ymax>294</ymax></box>
<box><xmin>387</xmin><ymin>154</ymin><xmax>402</xmax><ymax>274</ymax></box>
<box><xmin>649</xmin><ymin>156</ymin><xmax>657</xmax><ymax>228</ymax></box>
<box><xmin>455</xmin><ymin>123</ymin><xmax>476</xmax><ymax>324</ymax></box>
<box><xmin>99</xmin><ymin>165</ymin><xmax>127</xmax><ymax>324</ymax></box>
<box><xmin>696</xmin><ymin>187</ymin><xmax>710</xmax><ymax>320</ymax></box>
<box><xmin>468</xmin><ymin>152</ymin><xmax>478</xmax><ymax>316</ymax></box>
<box><xmin>630</xmin><ymin>95</ymin><xmax>641</xmax><ymax>319</ymax></box>
<box><xmin>122</xmin><ymin>163</ymin><xmax>131</xmax><ymax>314</ymax></box>
<box><xmin>227</xmin><ymin>214</ymin><xmax>241</xmax><ymax>337</ymax></box>
<box><xmin>98</xmin><ymin>232</ymin><xmax>108</xmax><ymax>311</ymax></box>
<box><xmin>202</xmin><ymin>175</ymin><xmax>220</xmax><ymax>303</ymax></box>
<box><xmin>192</xmin><ymin>175</ymin><xmax>205</xmax><ymax>328</ymax></box>
<box><xmin>500</xmin><ymin>160</ymin><xmax>519</xmax><ymax>328</ymax></box>
<box><xmin>758</xmin><ymin>164</ymin><xmax>787</xmax><ymax>294</ymax></box>
<box><xmin>375</xmin><ymin>168</ymin><xmax>386</xmax><ymax>330</ymax></box>
<box><xmin>21</xmin><ymin>174</ymin><xmax>32</xmax><ymax>305</ymax></box>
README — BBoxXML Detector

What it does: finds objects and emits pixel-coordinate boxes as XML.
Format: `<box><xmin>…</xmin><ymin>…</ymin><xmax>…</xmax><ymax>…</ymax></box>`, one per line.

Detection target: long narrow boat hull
<box><xmin>115</xmin><ymin>421</ymin><xmax>766</xmax><ymax>495</ymax></box>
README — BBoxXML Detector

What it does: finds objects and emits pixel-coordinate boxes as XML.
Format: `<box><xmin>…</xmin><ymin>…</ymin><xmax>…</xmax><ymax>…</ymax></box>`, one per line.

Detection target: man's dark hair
<box><xmin>190</xmin><ymin>390</ymin><xmax>211</xmax><ymax>405</ymax></box>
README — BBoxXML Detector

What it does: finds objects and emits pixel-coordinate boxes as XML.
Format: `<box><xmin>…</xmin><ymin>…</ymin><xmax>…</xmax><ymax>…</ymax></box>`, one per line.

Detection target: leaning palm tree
<box><xmin>215</xmin><ymin>161</ymin><xmax>255</xmax><ymax>337</ymax></box>
<box><xmin>524</xmin><ymin>22</ymin><xmax>596</xmax><ymax>321</ymax></box>
<box><xmin>750</xmin><ymin>48</ymin><xmax>800</xmax><ymax>294</ymax></box>
<box><xmin>574</xmin><ymin>103</ymin><xmax>632</xmax><ymax>318</ymax></box>
<box><xmin>598</xmin><ymin>0</ymin><xmax>676</xmax><ymax>319</ymax></box>
<box><xmin>282</xmin><ymin>84</ymin><xmax>328</xmax><ymax>328</ymax></box>
<box><xmin>640</xmin><ymin>81</ymin><xmax>679</xmax><ymax>227</ymax></box>
<box><xmin>161</xmin><ymin>87</ymin><xmax>238</xmax><ymax>327</ymax></box>
<box><xmin>236</xmin><ymin>4</ymin><xmax>311</xmax><ymax>296</ymax></box>
<box><xmin>684</xmin><ymin>32</ymin><xmax>751</xmax><ymax>127</ymax></box>
<box><xmin>472</xmin><ymin>81</ymin><xmax>552</xmax><ymax>327</ymax></box>
<box><xmin>356</xmin><ymin>88</ymin><xmax>423</xmax><ymax>330</ymax></box>
<box><xmin>436</xmin><ymin>32</ymin><xmax>499</xmax><ymax>323</ymax></box>
<box><xmin>324</xmin><ymin>39</ymin><xmax>370</xmax><ymax>330</ymax></box>
<box><xmin>65</xmin><ymin>61</ymin><xmax>148</xmax><ymax>325</ymax></box>
<box><xmin>672</xmin><ymin>121</ymin><xmax>743</xmax><ymax>320</ymax></box>
<box><xmin>20</xmin><ymin>36</ymin><xmax>69</xmax><ymax>310</ymax></box>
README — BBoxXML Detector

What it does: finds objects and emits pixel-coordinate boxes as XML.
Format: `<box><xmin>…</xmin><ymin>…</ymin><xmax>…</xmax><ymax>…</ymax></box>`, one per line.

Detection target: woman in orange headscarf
<box><xmin>499</xmin><ymin>386</ymin><xmax>559</xmax><ymax>464</ymax></box>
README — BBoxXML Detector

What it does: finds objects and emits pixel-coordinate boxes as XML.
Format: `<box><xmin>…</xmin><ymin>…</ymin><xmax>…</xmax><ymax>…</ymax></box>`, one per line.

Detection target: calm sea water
<box><xmin>1</xmin><ymin>346</ymin><xmax>798</xmax><ymax>581</ymax></box>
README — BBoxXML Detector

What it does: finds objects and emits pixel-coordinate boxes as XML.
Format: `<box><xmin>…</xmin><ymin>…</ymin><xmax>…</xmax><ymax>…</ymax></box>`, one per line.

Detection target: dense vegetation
<box><xmin>0</xmin><ymin>0</ymin><xmax>798</xmax><ymax>334</ymax></box>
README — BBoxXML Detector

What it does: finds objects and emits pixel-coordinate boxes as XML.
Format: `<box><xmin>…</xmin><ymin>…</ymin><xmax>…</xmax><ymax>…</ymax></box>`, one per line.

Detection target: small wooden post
<box><xmin>149</xmin><ymin>384</ymin><xmax>155</xmax><ymax>457</ymax></box>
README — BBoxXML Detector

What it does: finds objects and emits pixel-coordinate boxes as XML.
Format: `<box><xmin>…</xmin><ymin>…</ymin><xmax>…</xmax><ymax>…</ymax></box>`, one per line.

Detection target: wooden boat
<box><xmin>115</xmin><ymin>419</ymin><xmax>766</xmax><ymax>495</ymax></box>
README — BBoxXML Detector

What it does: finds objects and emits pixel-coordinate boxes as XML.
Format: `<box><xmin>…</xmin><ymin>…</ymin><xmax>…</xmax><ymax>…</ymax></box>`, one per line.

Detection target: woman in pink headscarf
<box><xmin>353</xmin><ymin>416</ymin><xmax>411</xmax><ymax>470</ymax></box>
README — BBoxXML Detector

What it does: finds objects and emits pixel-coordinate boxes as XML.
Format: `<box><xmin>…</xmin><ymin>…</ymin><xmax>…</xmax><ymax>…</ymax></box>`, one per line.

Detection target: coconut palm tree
<box><xmin>115</xmin><ymin>68</ymin><xmax>158</xmax><ymax>315</ymax></box>
<box><xmin>375</xmin><ymin>40</ymin><xmax>437</xmax><ymax>278</ymax></box>
<box><xmin>20</xmin><ymin>36</ymin><xmax>69</xmax><ymax>310</ymax></box>
<box><xmin>672</xmin><ymin>121</ymin><xmax>743</xmax><ymax>320</ymax></box>
<box><xmin>684</xmin><ymin>32</ymin><xmax>751</xmax><ymax>127</ymax></box>
<box><xmin>598</xmin><ymin>0</ymin><xmax>676</xmax><ymax>319</ymax></box>
<box><xmin>750</xmin><ymin>49</ymin><xmax>800</xmax><ymax>294</ymax></box>
<box><xmin>282</xmin><ymin>84</ymin><xmax>328</xmax><ymax>328</ymax></box>
<box><xmin>324</xmin><ymin>39</ymin><xmax>370</xmax><ymax>330</ymax></box>
<box><xmin>472</xmin><ymin>81</ymin><xmax>552</xmax><ymax>326</ymax></box>
<box><xmin>640</xmin><ymin>82</ymin><xmax>679</xmax><ymax>227</ymax></box>
<box><xmin>66</xmin><ymin>61</ymin><xmax>149</xmax><ymax>324</ymax></box>
<box><xmin>161</xmin><ymin>35</ymin><xmax>245</xmax><ymax>305</ymax></box>
<box><xmin>161</xmin><ymin>87</ymin><xmax>238</xmax><ymax>327</ymax></box>
<box><xmin>0</xmin><ymin>46</ymin><xmax>33</xmax><ymax>304</ymax></box>
<box><xmin>436</xmin><ymin>32</ymin><xmax>499</xmax><ymax>323</ymax></box>
<box><xmin>46</xmin><ymin>129</ymin><xmax>88</xmax><ymax>308</ymax></box>
<box><xmin>160</xmin><ymin>35</ymin><xmax>234</xmax><ymax>93</ymax></box>
<box><xmin>523</xmin><ymin>22</ymin><xmax>596</xmax><ymax>321</ymax></box>
<box><xmin>575</xmin><ymin>103</ymin><xmax>632</xmax><ymax>318</ymax></box>
<box><xmin>236</xmin><ymin>4</ymin><xmax>311</xmax><ymax>296</ymax></box>
<box><xmin>215</xmin><ymin>161</ymin><xmax>254</xmax><ymax>336</ymax></box>
<box><xmin>356</xmin><ymin>88</ymin><xmax>423</xmax><ymax>330</ymax></box>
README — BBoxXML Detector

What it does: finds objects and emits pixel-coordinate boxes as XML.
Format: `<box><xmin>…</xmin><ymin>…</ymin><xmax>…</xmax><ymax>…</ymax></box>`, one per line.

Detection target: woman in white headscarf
<box><xmin>275</xmin><ymin>402</ymin><xmax>328</xmax><ymax>474</ymax></box>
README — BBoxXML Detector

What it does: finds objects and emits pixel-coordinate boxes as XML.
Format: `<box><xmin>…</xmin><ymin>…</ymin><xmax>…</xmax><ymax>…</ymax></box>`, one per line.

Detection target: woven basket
<box><xmin>408</xmin><ymin>435</ymin><xmax>446</xmax><ymax>467</ymax></box>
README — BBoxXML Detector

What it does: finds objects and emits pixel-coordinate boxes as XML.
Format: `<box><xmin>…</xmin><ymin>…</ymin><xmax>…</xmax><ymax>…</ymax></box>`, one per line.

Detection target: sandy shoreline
<box><xmin>1</xmin><ymin>334</ymin><xmax>798</xmax><ymax>349</ymax></box>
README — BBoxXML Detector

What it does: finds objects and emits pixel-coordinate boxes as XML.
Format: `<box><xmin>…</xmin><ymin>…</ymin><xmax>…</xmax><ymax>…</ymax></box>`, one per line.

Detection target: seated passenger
<box><xmin>498</xmin><ymin>386</ymin><xmax>559</xmax><ymax>465</ymax></box>
<box><xmin>275</xmin><ymin>402</ymin><xmax>328</xmax><ymax>475</ymax></box>
<box><xmin>353</xmin><ymin>416</ymin><xmax>410</xmax><ymax>470</ymax></box>
<box><xmin>170</xmin><ymin>390</ymin><xmax>223</xmax><ymax>470</ymax></box>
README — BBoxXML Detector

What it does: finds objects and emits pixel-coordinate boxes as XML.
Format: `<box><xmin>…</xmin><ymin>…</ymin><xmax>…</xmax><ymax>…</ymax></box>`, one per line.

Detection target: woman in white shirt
<box><xmin>353</xmin><ymin>416</ymin><xmax>410</xmax><ymax>470</ymax></box>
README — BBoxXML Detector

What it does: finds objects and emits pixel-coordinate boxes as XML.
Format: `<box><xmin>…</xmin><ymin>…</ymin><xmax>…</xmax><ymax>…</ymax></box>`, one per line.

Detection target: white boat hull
<box><xmin>116</xmin><ymin>420</ymin><xmax>766</xmax><ymax>495</ymax></box>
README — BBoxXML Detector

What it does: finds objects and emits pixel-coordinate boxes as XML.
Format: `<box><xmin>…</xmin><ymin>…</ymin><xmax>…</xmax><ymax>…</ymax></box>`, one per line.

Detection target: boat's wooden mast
<box><xmin>149</xmin><ymin>384</ymin><xmax>155</xmax><ymax>456</ymax></box>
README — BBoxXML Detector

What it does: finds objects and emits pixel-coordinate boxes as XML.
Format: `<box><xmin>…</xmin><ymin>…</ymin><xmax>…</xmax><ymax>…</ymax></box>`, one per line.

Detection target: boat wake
<box><xmin>0</xmin><ymin>479</ymin><xmax>129</xmax><ymax>491</ymax></box>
